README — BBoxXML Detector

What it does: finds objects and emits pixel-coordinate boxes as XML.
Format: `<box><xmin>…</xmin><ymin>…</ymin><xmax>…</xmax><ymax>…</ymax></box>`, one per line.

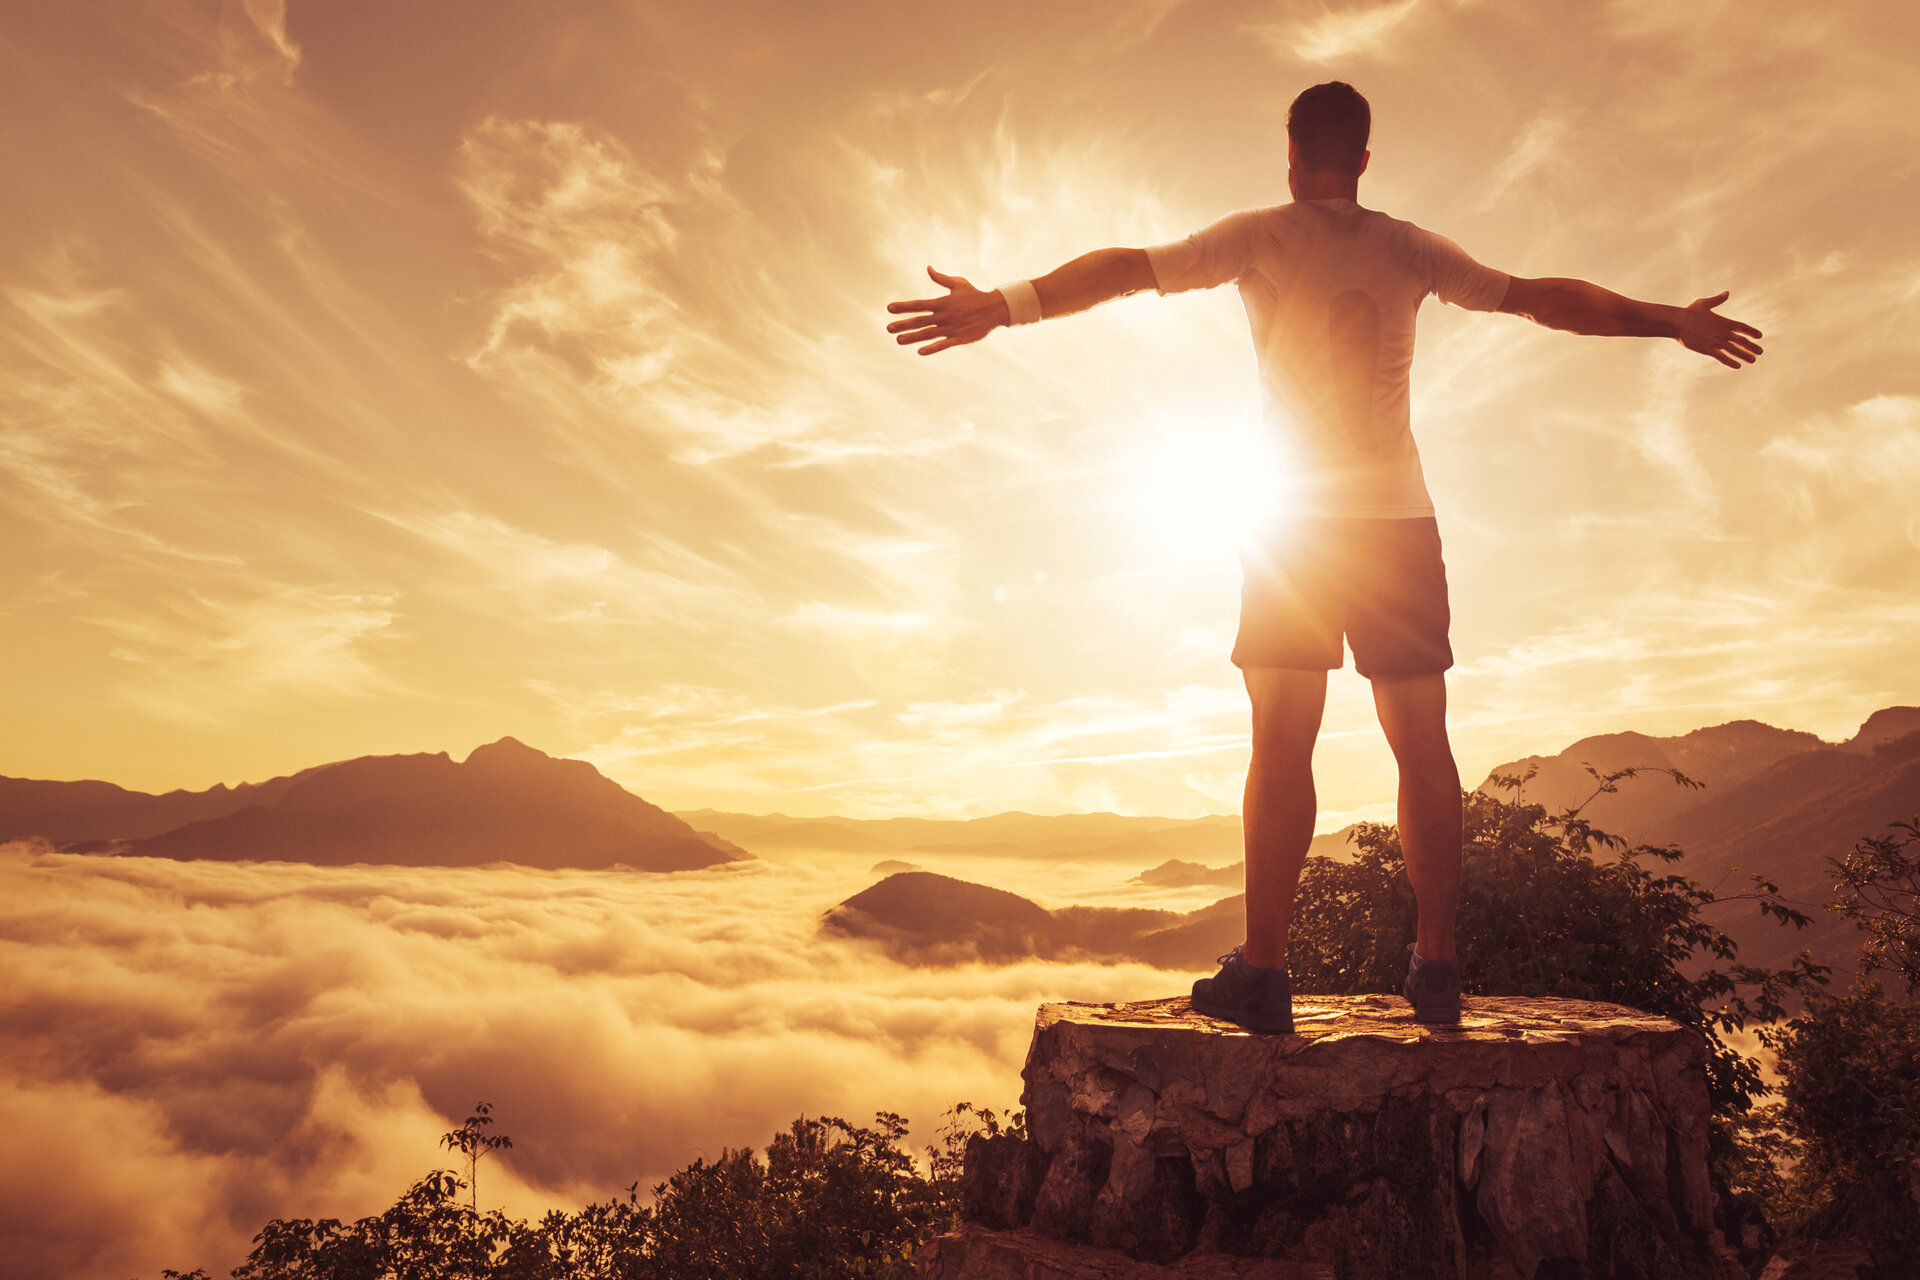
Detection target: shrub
<box><xmin>1773</xmin><ymin>982</ymin><xmax>1920</xmax><ymax>1183</ymax></box>
<box><xmin>1764</xmin><ymin>818</ymin><xmax>1920</xmax><ymax>1206</ymax></box>
<box><xmin>173</xmin><ymin>1103</ymin><xmax>1002</xmax><ymax>1280</ymax></box>
<box><xmin>1285</xmin><ymin>768</ymin><xmax>1827</xmax><ymax>1119</ymax></box>
<box><xmin>1826</xmin><ymin>816</ymin><xmax>1920</xmax><ymax>994</ymax></box>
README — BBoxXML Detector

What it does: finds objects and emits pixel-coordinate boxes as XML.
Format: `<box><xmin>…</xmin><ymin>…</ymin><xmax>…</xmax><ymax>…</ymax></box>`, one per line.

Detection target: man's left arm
<box><xmin>1498</xmin><ymin>278</ymin><xmax>1765</xmax><ymax>370</ymax></box>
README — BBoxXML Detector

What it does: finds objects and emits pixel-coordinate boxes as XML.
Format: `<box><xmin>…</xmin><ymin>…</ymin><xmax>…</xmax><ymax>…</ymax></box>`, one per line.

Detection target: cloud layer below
<box><xmin>0</xmin><ymin>844</ymin><xmax>1193</xmax><ymax>1280</ymax></box>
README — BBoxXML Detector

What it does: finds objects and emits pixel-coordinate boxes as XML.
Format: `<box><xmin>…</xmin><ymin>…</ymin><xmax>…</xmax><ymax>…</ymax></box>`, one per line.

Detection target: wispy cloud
<box><xmin>3</xmin><ymin>0</ymin><xmax>1917</xmax><ymax>816</ymax></box>
<box><xmin>1248</xmin><ymin>0</ymin><xmax>1425</xmax><ymax>63</ymax></box>
<box><xmin>89</xmin><ymin>586</ymin><xmax>400</xmax><ymax>722</ymax></box>
<box><xmin>1473</xmin><ymin>110</ymin><xmax>1571</xmax><ymax>213</ymax></box>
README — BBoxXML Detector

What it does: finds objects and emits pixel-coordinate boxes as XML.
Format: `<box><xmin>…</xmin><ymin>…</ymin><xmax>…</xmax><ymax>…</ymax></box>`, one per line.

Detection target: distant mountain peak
<box><xmin>1476</xmin><ymin>704</ymin><xmax>1917</xmax><ymax>856</ymax></box>
<box><xmin>466</xmin><ymin>735</ymin><xmax>538</xmax><ymax>763</ymax></box>
<box><xmin>1846</xmin><ymin>707</ymin><xmax>1920</xmax><ymax>753</ymax></box>
<box><xmin>3</xmin><ymin>737</ymin><xmax>749</xmax><ymax>872</ymax></box>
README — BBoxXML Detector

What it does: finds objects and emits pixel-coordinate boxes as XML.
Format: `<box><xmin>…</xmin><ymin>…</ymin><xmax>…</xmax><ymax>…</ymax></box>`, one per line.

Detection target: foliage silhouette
<box><xmin>443</xmin><ymin>1102</ymin><xmax>515</xmax><ymax>1210</ymax></box>
<box><xmin>1732</xmin><ymin>817</ymin><xmax>1920</xmax><ymax>1269</ymax></box>
<box><xmin>1284</xmin><ymin>767</ymin><xmax>1827</xmax><ymax>1123</ymax></box>
<box><xmin>1824</xmin><ymin>815</ymin><xmax>1920</xmax><ymax>994</ymax></box>
<box><xmin>164</xmin><ymin>1103</ymin><xmax>1008</xmax><ymax>1280</ymax></box>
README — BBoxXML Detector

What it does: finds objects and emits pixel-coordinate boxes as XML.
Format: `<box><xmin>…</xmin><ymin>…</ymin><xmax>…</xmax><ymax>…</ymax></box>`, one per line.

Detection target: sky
<box><xmin>3</xmin><ymin>1</ymin><xmax>1919</xmax><ymax>822</ymax></box>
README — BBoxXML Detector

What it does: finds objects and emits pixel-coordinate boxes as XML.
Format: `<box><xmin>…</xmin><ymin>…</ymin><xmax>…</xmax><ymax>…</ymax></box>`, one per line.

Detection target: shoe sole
<box><xmin>1406</xmin><ymin>994</ymin><xmax>1461</xmax><ymax>1025</ymax></box>
<box><xmin>1191</xmin><ymin>996</ymin><xmax>1293</xmax><ymax>1035</ymax></box>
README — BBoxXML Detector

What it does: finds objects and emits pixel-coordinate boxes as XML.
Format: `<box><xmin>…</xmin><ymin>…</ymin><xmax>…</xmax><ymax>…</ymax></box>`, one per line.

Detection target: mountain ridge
<box><xmin>1479</xmin><ymin>707</ymin><xmax>1920</xmax><ymax>975</ymax></box>
<box><xmin>2</xmin><ymin>737</ymin><xmax>749</xmax><ymax>872</ymax></box>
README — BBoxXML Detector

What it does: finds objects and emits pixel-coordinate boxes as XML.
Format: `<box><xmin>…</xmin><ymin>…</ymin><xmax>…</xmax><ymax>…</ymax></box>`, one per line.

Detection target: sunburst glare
<box><xmin>1120</xmin><ymin>407</ymin><xmax>1289</xmax><ymax>564</ymax></box>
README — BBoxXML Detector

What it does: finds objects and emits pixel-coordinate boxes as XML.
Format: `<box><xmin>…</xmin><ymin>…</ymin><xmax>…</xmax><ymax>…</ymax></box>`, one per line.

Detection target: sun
<box><xmin>1121</xmin><ymin>411</ymin><xmax>1289</xmax><ymax>564</ymax></box>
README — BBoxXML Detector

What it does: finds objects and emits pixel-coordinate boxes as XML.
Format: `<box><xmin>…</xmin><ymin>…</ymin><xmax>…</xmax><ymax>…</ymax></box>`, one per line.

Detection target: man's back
<box><xmin>1147</xmin><ymin>199</ymin><xmax>1511</xmax><ymax>519</ymax></box>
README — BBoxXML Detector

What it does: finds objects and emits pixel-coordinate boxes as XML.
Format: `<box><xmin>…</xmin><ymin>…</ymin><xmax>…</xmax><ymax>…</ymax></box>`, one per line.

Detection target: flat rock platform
<box><xmin>926</xmin><ymin>995</ymin><xmax>1745</xmax><ymax>1280</ymax></box>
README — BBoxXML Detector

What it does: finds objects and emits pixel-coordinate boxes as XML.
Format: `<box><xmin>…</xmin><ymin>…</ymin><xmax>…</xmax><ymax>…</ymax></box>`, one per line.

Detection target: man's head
<box><xmin>1287</xmin><ymin>82</ymin><xmax>1371</xmax><ymax>183</ymax></box>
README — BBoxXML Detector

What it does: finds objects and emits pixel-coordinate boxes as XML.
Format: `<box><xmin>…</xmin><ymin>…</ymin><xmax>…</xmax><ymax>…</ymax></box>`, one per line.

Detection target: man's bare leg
<box><xmin>1371</xmin><ymin>673</ymin><xmax>1461</xmax><ymax>961</ymax></box>
<box><xmin>1241</xmin><ymin>667</ymin><xmax>1329</xmax><ymax>970</ymax></box>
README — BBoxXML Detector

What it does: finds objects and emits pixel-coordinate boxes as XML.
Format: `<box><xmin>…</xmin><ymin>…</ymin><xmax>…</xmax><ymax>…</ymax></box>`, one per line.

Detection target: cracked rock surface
<box><xmin>924</xmin><ymin>995</ymin><xmax>1747</xmax><ymax>1280</ymax></box>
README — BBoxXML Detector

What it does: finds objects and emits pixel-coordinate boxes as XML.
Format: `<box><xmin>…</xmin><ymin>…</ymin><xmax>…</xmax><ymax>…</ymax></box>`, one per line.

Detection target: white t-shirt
<box><xmin>1147</xmin><ymin>199</ymin><xmax>1510</xmax><ymax>519</ymax></box>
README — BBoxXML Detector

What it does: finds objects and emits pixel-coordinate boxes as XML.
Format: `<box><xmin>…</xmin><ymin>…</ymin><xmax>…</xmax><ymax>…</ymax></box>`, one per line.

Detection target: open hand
<box><xmin>1676</xmin><ymin>292</ymin><xmax>1764</xmax><ymax>369</ymax></box>
<box><xmin>886</xmin><ymin>267</ymin><xmax>1010</xmax><ymax>355</ymax></box>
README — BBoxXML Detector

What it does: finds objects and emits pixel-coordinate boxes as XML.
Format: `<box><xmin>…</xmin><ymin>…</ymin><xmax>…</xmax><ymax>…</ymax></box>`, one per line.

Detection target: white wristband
<box><xmin>998</xmin><ymin>279</ymin><xmax>1043</xmax><ymax>326</ymax></box>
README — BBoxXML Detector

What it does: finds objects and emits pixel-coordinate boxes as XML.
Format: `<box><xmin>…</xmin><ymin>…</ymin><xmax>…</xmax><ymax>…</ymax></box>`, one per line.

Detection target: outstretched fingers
<box><xmin>887</xmin><ymin>311</ymin><xmax>965</xmax><ymax>350</ymax></box>
<box><xmin>884</xmin><ymin>264</ymin><xmax>998</xmax><ymax>355</ymax></box>
<box><xmin>884</xmin><ymin>294</ymin><xmax>951</xmax><ymax>348</ymax></box>
<box><xmin>1719</xmin><ymin>317</ymin><xmax>1765</xmax><ymax>365</ymax></box>
<box><xmin>1682</xmin><ymin>290</ymin><xmax>1766</xmax><ymax>369</ymax></box>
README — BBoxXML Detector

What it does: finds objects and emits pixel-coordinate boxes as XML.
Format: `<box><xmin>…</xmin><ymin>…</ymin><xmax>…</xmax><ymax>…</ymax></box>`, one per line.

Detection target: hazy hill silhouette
<box><xmin>678</xmin><ymin>808</ymin><xmax>1251</xmax><ymax>871</ymax></box>
<box><xmin>0</xmin><ymin>769</ymin><xmax>311</xmax><ymax>844</ymax></box>
<box><xmin>821</xmin><ymin>870</ymin><xmax>1240</xmax><ymax>969</ymax></box>
<box><xmin>1132</xmin><ymin>826</ymin><xmax>1358</xmax><ymax>888</ymax></box>
<box><xmin>825</xmin><ymin>707</ymin><xmax>1920</xmax><ymax>975</ymax></box>
<box><xmin>4</xmin><ymin>738</ymin><xmax>747</xmax><ymax>871</ymax></box>
<box><xmin>1481</xmin><ymin>706</ymin><xmax>1920</xmax><ymax>975</ymax></box>
<box><xmin>1481</xmin><ymin>719</ymin><xmax>1830</xmax><ymax>839</ymax></box>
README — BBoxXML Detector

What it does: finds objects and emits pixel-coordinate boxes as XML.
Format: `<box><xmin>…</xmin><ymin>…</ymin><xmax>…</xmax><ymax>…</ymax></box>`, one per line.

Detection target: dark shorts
<box><xmin>1231</xmin><ymin>516</ymin><xmax>1453</xmax><ymax>678</ymax></box>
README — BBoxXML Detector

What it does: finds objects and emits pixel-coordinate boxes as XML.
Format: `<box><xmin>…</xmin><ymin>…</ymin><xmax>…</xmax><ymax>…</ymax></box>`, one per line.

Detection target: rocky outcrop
<box><xmin>927</xmin><ymin>996</ymin><xmax>1744</xmax><ymax>1280</ymax></box>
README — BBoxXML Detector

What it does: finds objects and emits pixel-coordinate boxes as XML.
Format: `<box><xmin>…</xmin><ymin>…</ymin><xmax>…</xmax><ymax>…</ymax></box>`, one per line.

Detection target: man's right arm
<box><xmin>1498</xmin><ymin>277</ymin><xmax>1765</xmax><ymax>369</ymax></box>
<box><xmin>886</xmin><ymin>249</ymin><xmax>1156</xmax><ymax>356</ymax></box>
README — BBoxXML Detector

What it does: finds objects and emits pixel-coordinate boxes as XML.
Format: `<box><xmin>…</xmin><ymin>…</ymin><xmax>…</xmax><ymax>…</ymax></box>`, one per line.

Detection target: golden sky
<box><xmin>4</xmin><ymin>1</ymin><xmax>1918</xmax><ymax>821</ymax></box>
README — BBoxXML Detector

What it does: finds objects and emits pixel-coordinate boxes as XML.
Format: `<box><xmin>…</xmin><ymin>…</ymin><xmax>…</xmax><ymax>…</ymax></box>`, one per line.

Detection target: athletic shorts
<box><xmin>1231</xmin><ymin>516</ymin><xmax>1453</xmax><ymax>678</ymax></box>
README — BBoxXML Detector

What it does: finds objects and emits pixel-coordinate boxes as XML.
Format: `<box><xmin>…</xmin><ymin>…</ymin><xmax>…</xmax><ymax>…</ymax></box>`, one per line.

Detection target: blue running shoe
<box><xmin>1191</xmin><ymin>946</ymin><xmax>1293</xmax><ymax>1034</ymax></box>
<box><xmin>1404</xmin><ymin>945</ymin><xmax>1461</xmax><ymax>1024</ymax></box>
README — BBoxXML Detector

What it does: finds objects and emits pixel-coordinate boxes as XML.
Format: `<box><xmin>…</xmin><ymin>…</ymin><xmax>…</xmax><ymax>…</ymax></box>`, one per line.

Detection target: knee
<box><xmin>1250</xmin><ymin>718</ymin><xmax>1319</xmax><ymax>766</ymax></box>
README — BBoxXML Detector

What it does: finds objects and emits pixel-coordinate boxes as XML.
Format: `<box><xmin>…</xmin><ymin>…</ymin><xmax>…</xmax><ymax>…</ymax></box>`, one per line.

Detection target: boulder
<box><xmin>927</xmin><ymin>995</ymin><xmax>1746</xmax><ymax>1280</ymax></box>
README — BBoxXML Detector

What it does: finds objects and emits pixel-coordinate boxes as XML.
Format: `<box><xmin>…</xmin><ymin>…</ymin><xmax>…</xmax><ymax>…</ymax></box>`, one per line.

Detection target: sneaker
<box><xmin>1191</xmin><ymin>946</ymin><xmax>1294</xmax><ymax>1034</ymax></box>
<box><xmin>1404</xmin><ymin>945</ymin><xmax>1461</xmax><ymax>1024</ymax></box>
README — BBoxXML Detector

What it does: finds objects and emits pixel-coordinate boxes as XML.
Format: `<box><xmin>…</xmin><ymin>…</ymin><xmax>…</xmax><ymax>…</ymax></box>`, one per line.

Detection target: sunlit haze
<box><xmin>4</xmin><ymin>1</ymin><xmax>1917</xmax><ymax>822</ymax></box>
<box><xmin>7</xmin><ymin>7</ymin><xmax>1920</xmax><ymax>1278</ymax></box>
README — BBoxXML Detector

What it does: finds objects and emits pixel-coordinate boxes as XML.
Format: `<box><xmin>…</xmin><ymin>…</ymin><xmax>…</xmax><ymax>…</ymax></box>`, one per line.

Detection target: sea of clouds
<box><xmin>0</xmin><ymin>842</ymin><xmax>1209</xmax><ymax>1280</ymax></box>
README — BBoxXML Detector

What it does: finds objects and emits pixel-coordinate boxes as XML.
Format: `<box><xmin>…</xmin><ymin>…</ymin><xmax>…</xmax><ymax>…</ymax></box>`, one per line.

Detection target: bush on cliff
<box><xmin>1754</xmin><ymin>818</ymin><xmax>1920</xmax><ymax>1265</ymax></box>
<box><xmin>1284</xmin><ymin>768</ymin><xmax>1827</xmax><ymax>1121</ymax></box>
<box><xmin>164</xmin><ymin>1105</ymin><xmax>993</xmax><ymax>1280</ymax></box>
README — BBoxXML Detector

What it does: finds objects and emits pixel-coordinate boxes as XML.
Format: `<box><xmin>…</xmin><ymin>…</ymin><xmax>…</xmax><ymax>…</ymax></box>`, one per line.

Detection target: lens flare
<box><xmin>1121</xmin><ymin>411</ymin><xmax>1290</xmax><ymax>563</ymax></box>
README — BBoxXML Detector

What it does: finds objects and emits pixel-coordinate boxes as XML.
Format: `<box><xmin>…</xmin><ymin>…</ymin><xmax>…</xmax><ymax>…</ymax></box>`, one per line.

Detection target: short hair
<box><xmin>1287</xmin><ymin>82</ymin><xmax>1371</xmax><ymax>174</ymax></box>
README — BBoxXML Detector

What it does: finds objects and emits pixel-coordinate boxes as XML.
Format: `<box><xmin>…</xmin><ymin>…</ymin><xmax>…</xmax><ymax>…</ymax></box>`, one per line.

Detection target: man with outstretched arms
<box><xmin>885</xmin><ymin>82</ymin><xmax>1762</xmax><ymax>1031</ymax></box>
